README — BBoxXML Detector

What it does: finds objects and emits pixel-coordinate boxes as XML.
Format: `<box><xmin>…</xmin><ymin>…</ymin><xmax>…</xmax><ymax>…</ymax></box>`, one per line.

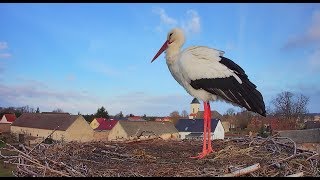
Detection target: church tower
<box><xmin>189</xmin><ymin>98</ymin><xmax>200</xmax><ymax>119</ymax></box>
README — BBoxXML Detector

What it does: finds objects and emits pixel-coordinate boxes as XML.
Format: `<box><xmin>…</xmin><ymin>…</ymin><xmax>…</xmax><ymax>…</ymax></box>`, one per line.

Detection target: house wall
<box><xmin>90</xmin><ymin>119</ymin><xmax>100</xmax><ymax>129</ymax></box>
<box><xmin>108</xmin><ymin>123</ymin><xmax>128</xmax><ymax>140</ymax></box>
<box><xmin>93</xmin><ymin>130</ymin><xmax>110</xmax><ymax>141</ymax></box>
<box><xmin>0</xmin><ymin>124</ymin><xmax>11</xmax><ymax>133</ymax></box>
<box><xmin>65</xmin><ymin>116</ymin><xmax>94</xmax><ymax>142</ymax></box>
<box><xmin>11</xmin><ymin>116</ymin><xmax>94</xmax><ymax>142</ymax></box>
<box><xmin>160</xmin><ymin>133</ymin><xmax>179</xmax><ymax>140</ymax></box>
<box><xmin>0</xmin><ymin>116</ymin><xmax>10</xmax><ymax>124</ymax></box>
<box><xmin>278</xmin><ymin>129</ymin><xmax>320</xmax><ymax>143</ymax></box>
<box><xmin>179</xmin><ymin>132</ymin><xmax>191</xmax><ymax>139</ymax></box>
<box><xmin>212</xmin><ymin>121</ymin><xmax>225</xmax><ymax>139</ymax></box>
<box><xmin>10</xmin><ymin>126</ymin><xmax>67</xmax><ymax>142</ymax></box>
<box><xmin>190</xmin><ymin>103</ymin><xmax>200</xmax><ymax>116</ymax></box>
<box><xmin>221</xmin><ymin>121</ymin><xmax>230</xmax><ymax>133</ymax></box>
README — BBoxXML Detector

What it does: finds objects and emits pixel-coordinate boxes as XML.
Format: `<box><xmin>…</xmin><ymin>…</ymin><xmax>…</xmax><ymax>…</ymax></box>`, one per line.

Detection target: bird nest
<box><xmin>0</xmin><ymin>135</ymin><xmax>319</xmax><ymax>177</ymax></box>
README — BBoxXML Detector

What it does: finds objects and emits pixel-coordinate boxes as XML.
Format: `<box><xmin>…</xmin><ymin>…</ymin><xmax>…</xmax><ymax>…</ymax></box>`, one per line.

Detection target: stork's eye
<box><xmin>169</xmin><ymin>33</ymin><xmax>173</xmax><ymax>37</ymax></box>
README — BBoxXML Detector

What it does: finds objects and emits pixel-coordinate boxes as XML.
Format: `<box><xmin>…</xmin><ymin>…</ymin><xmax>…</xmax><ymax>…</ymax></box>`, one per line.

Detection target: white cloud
<box><xmin>0</xmin><ymin>42</ymin><xmax>8</xmax><ymax>50</ymax></box>
<box><xmin>152</xmin><ymin>7</ymin><xmax>201</xmax><ymax>34</ymax></box>
<box><xmin>66</xmin><ymin>74</ymin><xmax>76</xmax><ymax>81</ymax></box>
<box><xmin>225</xmin><ymin>41</ymin><xmax>237</xmax><ymax>51</ymax></box>
<box><xmin>182</xmin><ymin>10</ymin><xmax>201</xmax><ymax>34</ymax></box>
<box><xmin>152</xmin><ymin>7</ymin><xmax>178</xmax><ymax>26</ymax></box>
<box><xmin>309</xmin><ymin>48</ymin><xmax>320</xmax><ymax>71</ymax></box>
<box><xmin>0</xmin><ymin>41</ymin><xmax>11</xmax><ymax>59</ymax></box>
<box><xmin>0</xmin><ymin>80</ymin><xmax>104</xmax><ymax>115</ymax></box>
<box><xmin>0</xmin><ymin>53</ymin><xmax>11</xmax><ymax>59</ymax></box>
<box><xmin>84</xmin><ymin>60</ymin><xmax>120</xmax><ymax>77</ymax></box>
<box><xmin>283</xmin><ymin>10</ymin><xmax>320</xmax><ymax>49</ymax></box>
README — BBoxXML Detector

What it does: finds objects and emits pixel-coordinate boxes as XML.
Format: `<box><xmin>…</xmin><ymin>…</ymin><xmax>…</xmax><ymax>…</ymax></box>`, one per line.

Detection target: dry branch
<box><xmin>220</xmin><ymin>163</ymin><xmax>260</xmax><ymax>177</ymax></box>
<box><xmin>0</xmin><ymin>136</ymin><xmax>319</xmax><ymax>177</ymax></box>
<box><xmin>285</xmin><ymin>172</ymin><xmax>304</xmax><ymax>177</ymax></box>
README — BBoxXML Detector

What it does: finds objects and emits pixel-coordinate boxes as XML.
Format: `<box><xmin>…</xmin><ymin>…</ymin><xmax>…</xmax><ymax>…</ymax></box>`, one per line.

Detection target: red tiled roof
<box><xmin>4</xmin><ymin>114</ymin><xmax>16</xmax><ymax>122</ymax></box>
<box><xmin>129</xmin><ymin>116</ymin><xmax>141</xmax><ymax>120</ymax></box>
<box><xmin>95</xmin><ymin>118</ymin><xmax>107</xmax><ymax>124</ymax></box>
<box><xmin>95</xmin><ymin>120</ymin><xmax>118</xmax><ymax>131</ymax></box>
<box><xmin>128</xmin><ymin>116</ymin><xmax>145</xmax><ymax>121</ymax></box>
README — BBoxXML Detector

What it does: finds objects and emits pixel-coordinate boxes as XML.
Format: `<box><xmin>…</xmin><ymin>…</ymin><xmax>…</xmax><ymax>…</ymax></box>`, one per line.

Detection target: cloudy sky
<box><xmin>1</xmin><ymin>3</ymin><xmax>320</xmax><ymax>116</ymax></box>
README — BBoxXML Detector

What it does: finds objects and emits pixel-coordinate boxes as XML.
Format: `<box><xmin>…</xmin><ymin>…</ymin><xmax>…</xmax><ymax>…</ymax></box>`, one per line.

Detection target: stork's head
<box><xmin>151</xmin><ymin>28</ymin><xmax>185</xmax><ymax>63</ymax></box>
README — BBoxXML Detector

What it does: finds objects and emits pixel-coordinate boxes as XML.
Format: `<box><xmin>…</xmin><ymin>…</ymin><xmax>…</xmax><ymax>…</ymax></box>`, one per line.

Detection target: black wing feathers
<box><xmin>189</xmin><ymin>56</ymin><xmax>266</xmax><ymax>117</ymax></box>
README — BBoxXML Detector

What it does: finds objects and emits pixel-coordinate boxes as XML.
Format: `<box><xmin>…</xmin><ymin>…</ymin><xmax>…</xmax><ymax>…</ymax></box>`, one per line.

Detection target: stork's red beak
<box><xmin>151</xmin><ymin>40</ymin><xmax>169</xmax><ymax>63</ymax></box>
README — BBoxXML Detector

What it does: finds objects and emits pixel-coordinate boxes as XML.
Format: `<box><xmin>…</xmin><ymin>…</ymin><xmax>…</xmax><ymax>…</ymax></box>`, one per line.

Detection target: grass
<box><xmin>0</xmin><ymin>145</ymin><xmax>17</xmax><ymax>177</ymax></box>
<box><xmin>0</xmin><ymin>159</ymin><xmax>15</xmax><ymax>177</ymax></box>
<box><xmin>0</xmin><ymin>160</ymin><xmax>15</xmax><ymax>177</ymax></box>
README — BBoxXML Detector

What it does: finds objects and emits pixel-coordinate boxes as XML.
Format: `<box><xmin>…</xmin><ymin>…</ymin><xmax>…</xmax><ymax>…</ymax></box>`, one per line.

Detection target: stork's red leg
<box><xmin>206</xmin><ymin>102</ymin><xmax>214</xmax><ymax>153</ymax></box>
<box><xmin>190</xmin><ymin>102</ymin><xmax>208</xmax><ymax>159</ymax></box>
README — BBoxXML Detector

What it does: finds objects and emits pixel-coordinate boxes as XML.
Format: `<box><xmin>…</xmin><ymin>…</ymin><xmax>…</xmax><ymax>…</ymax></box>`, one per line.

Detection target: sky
<box><xmin>0</xmin><ymin>3</ymin><xmax>320</xmax><ymax>116</ymax></box>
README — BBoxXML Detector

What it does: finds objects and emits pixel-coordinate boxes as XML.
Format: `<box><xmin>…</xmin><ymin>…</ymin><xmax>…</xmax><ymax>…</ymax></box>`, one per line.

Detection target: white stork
<box><xmin>151</xmin><ymin>28</ymin><xmax>266</xmax><ymax>159</ymax></box>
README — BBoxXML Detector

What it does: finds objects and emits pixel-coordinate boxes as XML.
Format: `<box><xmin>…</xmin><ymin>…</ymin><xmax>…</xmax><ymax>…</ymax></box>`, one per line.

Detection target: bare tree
<box><xmin>265</xmin><ymin>105</ymin><xmax>274</xmax><ymax>116</ymax></box>
<box><xmin>225</xmin><ymin>108</ymin><xmax>236</xmax><ymax>116</ymax></box>
<box><xmin>181</xmin><ymin>110</ymin><xmax>188</xmax><ymax>118</ymax></box>
<box><xmin>271</xmin><ymin>91</ymin><xmax>309</xmax><ymax>120</ymax></box>
<box><xmin>52</xmin><ymin>108</ymin><xmax>64</xmax><ymax>113</ymax></box>
<box><xmin>169</xmin><ymin>110</ymin><xmax>181</xmax><ymax>125</ymax></box>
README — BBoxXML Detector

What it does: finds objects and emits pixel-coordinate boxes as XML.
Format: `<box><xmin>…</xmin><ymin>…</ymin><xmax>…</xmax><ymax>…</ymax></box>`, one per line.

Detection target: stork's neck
<box><xmin>165</xmin><ymin>46</ymin><xmax>181</xmax><ymax>64</ymax></box>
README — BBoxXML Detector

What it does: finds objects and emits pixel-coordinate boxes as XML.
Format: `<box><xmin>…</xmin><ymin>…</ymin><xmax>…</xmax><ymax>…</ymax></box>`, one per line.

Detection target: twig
<box><xmin>27</xmin><ymin>125</ymin><xmax>60</xmax><ymax>155</ymax></box>
<box><xmin>285</xmin><ymin>172</ymin><xmax>304</xmax><ymax>177</ymax></box>
<box><xmin>219</xmin><ymin>163</ymin><xmax>260</xmax><ymax>177</ymax></box>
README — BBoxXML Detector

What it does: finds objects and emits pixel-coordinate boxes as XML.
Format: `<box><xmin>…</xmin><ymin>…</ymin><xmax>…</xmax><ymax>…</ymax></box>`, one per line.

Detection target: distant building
<box><xmin>108</xmin><ymin>121</ymin><xmax>179</xmax><ymax>141</ymax></box>
<box><xmin>175</xmin><ymin>119</ymin><xmax>225</xmax><ymax>140</ymax></box>
<box><xmin>90</xmin><ymin>118</ymin><xmax>107</xmax><ymax>129</ymax></box>
<box><xmin>11</xmin><ymin>113</ymin><xmax>94</xmax><ymax>143</ymax></box>
<box><xmin>127</xmin><ymin>116</ymin><xmax>146</xmax><ymax>121</ymax></box>
<box><xmin>188</xmin><ymin>98</ymin><xmax>223</xmax><ymax>121</ymax></box>
<box><xmin>92</xmin><ymin>118</ymin><xmax>119</xmax><ymax>141</ymax></box>
<box><xmin>0</xmin><ymin>114</ymin><xmax>16</xmax><ymax>133</ymax></box>
<box><xmin>189</xmin><ymin>98</ymin><xmax>200</xmax><ymax>119</ymax></box>
<box><xmin>0</xmin><ymin>114</ymin><xmax>16</xmax><ymax>124</ymax></box>
<box><xmin>155</xmin><ymin>117</ymin><xmax>171</xmax><ymax>122</ymax></box>
<box><xmin>304</xmin><ymin>121</ymin><xmax>320</xmax><ymax>129</ymax></box>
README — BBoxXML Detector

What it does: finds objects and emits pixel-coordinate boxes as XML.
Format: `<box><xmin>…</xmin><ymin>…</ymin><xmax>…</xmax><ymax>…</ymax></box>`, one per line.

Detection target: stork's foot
<box><xmin>189</xmin><ymin>150</ymin><xmax>211</xmax><ymax>159</ymax></box>
<box><xmin>206</xmin><ymin>148</ymin><xmax>214</xmax><ymax>154</ymax></box>
<box><xmin>190</xmin><ymin>147</ymin><xmax>215</xmax><ymax>159</ymax></box>
<box><xmin>189</xmin><ymin>153</ymin><xmax>207</xmax><ymax>159</ymax></box>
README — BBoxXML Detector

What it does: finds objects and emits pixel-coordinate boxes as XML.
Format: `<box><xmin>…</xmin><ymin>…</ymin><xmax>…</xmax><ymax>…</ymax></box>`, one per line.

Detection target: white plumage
<box><xmin>151</xmin><ymin>27</ymin><xmax>266</xmax><ymax>117</ymax></box>
<box><xmin>151</xmin><ymin>27</ymin><xmax>266</xmax><ymax>159</ymax></box>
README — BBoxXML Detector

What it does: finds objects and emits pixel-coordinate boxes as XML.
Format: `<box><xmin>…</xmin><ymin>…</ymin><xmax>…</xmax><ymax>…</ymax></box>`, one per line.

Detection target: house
<box><xmin>1</xmin><ymin>113</ymin><xmax>16</xmax><ymax>124</ymax></box>
<box><xmin>221</xmin><ymin>121</ymin><xmax>230</xmax><ymax>133</ymax></box>
<box><xmin>93</xmin><ymin>119</ymin><xmax>118</xmax><ymax>141</ymax></box>
<box><xmin>189</xmin><ymin>98</ymin><xmax>200</xmax><ymax>119</ymax></box>
<box><xmin>10</xmin><ymin>113</ymin><xmax>94</xmax><ymax>143</ymax></box>
<box><xmin>304</xmin><ymin>121</ymin><xmax>320</xmax><ymax>129</ymax></box>
<box><xmin>175</xmin><ymin>119</ymin><xmax>225</xmax><ymax>140</ymax></box>
<box><xmin>188</xmin><ymin>98</ymin><xmax>224</xmax><ymax>121</ymax></box>
<box><xmin>248</xmin><ymin>116</ymin><xmax>297</xmax><ymax>133</ymax></box>
<box><xmin>108</xmin><ymin>121</ymin><xmax>179</xmax><ymax>141</ymax></box>
<box><xmin>90</xmin><ymin>118</ymin><xmax>106</xmax><ymax>129</ymax></box>
<box><xmin>155</xmin><ymin>117</ymin><xmax>171</xmax><ymax>122</ymax></box>
<box><xmin>127</xmin><ymin>116</ymin><xmax>146</xmax><ymax>121</ymax></box>
<box><xmin>110</xmin><ymin>117</ymin><xmax>128</xmax><ymax>121</ymax></box>
<box><xmin>195</xmin><ymin>111</ymin><xmax>223</xmax><ymax>120</ymax></box>
<box><xmin>0</xmin><ymin>114</ymin><xmax>16</xmax><ymax>133</ymax></box>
